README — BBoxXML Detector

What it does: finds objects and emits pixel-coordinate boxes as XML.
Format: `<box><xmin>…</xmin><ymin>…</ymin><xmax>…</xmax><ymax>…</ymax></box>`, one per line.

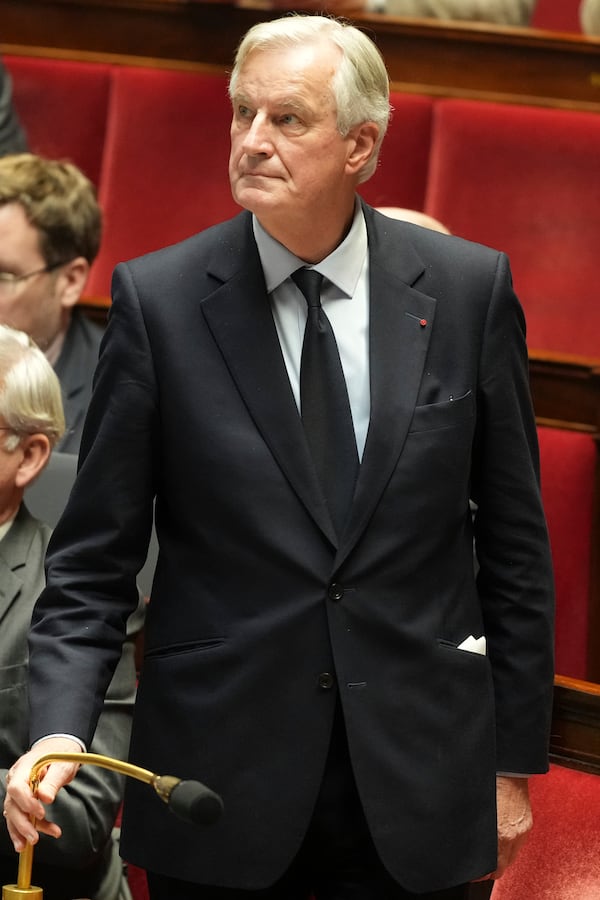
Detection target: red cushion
<box><xmin>425</xmin><ymin>99</ymin><xmax>600</xmax><ymax>357</ymax></box>
<box><xmin>86</xmin><ymin>65</ymin><xmax>238</xmax><ymax>300</ymax></box>
<box><xmin>492</xmin><ymin>763</ymin><xmax>600</xmax><ymax>898</ymax></box>
<box><xmin>4</xmin><ymin>55</ymin><xmax>111</xmax><ymax>186</ymax></box>
<box><xmin>537</xmin><ymin>426</ymin><xmax>596</xmax><ymax>679</ymax></box>
<box><xmin>126</xmin><ymin>862</ymin><xmax>149</xmax><ymax>900</ymax></box>
<box><xmin>359</xmin><ymin>91</ymin><xmax>433</xmax><ymax>212</ymax></box>
<box><xmin>530</xmin><ymin>0</ymin><xmax>582</xmax><ymax>32</ymax></box>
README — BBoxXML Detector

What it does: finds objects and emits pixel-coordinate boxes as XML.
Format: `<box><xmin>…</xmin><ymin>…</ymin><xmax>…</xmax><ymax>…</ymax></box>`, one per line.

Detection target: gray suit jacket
<box><xmin>0</xmin><ymin>505</ymin><xmax>137</xmax><ymax>899</ymax></box>
<box><xmin>54</xmin><ymin>309</ymin><xmax>105</xmax><ymax>455</ymax></box>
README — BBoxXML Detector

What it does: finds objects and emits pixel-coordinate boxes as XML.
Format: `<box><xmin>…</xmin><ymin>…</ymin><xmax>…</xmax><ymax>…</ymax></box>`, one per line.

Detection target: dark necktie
<box><xmin>292</xmin><ymin>267</ymin><xmax>359</xmax><ymax>536</ymax></box>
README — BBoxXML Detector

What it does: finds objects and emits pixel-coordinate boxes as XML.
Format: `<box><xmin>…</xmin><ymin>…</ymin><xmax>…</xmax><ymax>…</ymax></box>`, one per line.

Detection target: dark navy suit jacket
<box><xmin>29</xmin><ymin>204</ymin><xmax>554</xmax><ymax>893</ymax></box>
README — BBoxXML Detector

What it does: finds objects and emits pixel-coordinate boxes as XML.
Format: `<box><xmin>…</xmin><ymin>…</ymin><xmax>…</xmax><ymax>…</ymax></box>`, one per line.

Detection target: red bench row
<box><xmin>7</xmin><ymin>52</ymin><xmax>600</xmax><ymax>360</ymax></box>
<box><xmin>6</xmin><ymin>52</ymin><xmax>600</xmax><ymax>681</ymax></box>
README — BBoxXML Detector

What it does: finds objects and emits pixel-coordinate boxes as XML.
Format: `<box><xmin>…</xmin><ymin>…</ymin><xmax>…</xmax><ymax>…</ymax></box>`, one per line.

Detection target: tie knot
<box><xmin>292</xmin><ymin>267</ymin><xmax>323</xmax><ymax>310</ymax></box>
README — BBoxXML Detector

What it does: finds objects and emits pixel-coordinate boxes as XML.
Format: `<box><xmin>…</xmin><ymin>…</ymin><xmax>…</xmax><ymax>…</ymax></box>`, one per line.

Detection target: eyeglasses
<box><xmin>0</xmin><ymin>261</ymin><xmax>70</xmax><ymax>293</ymax></box>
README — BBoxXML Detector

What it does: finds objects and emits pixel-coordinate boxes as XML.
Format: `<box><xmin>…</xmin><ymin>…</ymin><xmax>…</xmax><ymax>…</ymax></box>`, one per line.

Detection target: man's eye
<box><xmin>237</xmin><ymin>105</ymin><xmax>253</xmax><ymax>119</ymax></box>
<box><xmin>280</xmin><ymin>114</ymin><xmax>300</xmax><ymax>126</ymax></box>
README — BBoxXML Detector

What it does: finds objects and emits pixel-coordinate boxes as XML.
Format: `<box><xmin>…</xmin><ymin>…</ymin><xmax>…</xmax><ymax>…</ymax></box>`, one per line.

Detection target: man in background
<box><xmin>0</xmin><ymin>154</ymin><xmax>103</xmax><ymax>453</ymax></box>
<box><xmin>0</xmin><ymin>324</ymin><xmax>137</xmax><ymax>898</ymax></box>
<box><xmin>270</xmin><ymin>0</ymin><xmax>536</xmax><ymax>25</ymax></box>
<box><xmin>581</xmin><ymin>0</ymin><xmax>600</xmax><ymax>32</ymax></box>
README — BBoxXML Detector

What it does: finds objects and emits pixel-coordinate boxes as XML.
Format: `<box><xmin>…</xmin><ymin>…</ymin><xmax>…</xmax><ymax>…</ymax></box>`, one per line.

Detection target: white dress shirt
<box><xmin>252</xmin><ymin>202</ymin><xmax>371</xmax><ymax>459</ymax></box>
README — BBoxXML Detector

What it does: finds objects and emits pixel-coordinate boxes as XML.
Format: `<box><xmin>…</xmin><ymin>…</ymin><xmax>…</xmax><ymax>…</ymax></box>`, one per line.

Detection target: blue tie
<box><xmin>292</xmin><ymin>267</ymin><xmax>359</xmax><ymax>537</ymax></box>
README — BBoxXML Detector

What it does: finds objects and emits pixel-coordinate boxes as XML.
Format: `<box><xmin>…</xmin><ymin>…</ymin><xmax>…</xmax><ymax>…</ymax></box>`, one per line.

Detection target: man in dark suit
<box><xmin>0</xmin><ymin>324</ymin><xmax>138</xmax><ymax>899</ymax></box>
<box><xmin>4</xmin><ymin>15</ymin><xmax>554</xmax><ymax>900</ymax></box>
<box><xmin>0</xmin><ymin>153</ymin><xmax>103</xmax><ymax>453</ymax></box>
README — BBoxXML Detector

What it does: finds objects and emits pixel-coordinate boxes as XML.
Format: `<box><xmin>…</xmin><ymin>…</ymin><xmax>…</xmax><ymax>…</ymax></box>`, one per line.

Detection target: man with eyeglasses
<box><xmin>0</xmin><ymin>153</ymin><xmax>103</xmax><ymax>453</ymax></box>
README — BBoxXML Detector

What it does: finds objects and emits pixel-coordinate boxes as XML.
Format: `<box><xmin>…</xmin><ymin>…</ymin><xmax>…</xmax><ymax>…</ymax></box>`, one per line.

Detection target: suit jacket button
<box><xmin>328</xmin><ymin>583</ymin><xmax>344</xmax><ymax>601</ymax></box>
<box><xmin>318</xmin><ymin>672</ymin><xmax>335</xmax><ymax>690</ymax></box>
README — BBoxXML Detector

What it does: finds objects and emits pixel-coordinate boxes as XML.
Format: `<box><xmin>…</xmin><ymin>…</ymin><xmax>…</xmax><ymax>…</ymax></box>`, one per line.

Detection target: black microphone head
<box><xmin>168</xmin><ymin>779</ymin><xmax>224</xmax><ymax>826</ymax></box>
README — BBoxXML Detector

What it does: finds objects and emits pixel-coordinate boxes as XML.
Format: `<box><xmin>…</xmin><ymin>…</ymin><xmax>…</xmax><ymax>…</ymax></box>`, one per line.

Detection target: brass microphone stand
<box><xmin>3</xmin><ymin>752</ymin><xmax>213</xmax><ymax>899</ymax></box>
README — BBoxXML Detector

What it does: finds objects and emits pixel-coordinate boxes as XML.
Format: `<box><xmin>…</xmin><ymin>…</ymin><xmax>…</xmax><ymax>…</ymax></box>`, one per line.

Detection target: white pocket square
<box><xmin>457</xmin><ymin>634</ymin><xmax>487</xmax><ymax>656</ymax></box>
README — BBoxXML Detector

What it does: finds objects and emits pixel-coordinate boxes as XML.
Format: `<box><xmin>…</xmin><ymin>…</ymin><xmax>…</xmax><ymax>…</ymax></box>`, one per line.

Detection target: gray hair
<box><xmin>0</xmin><ymin>324</ymin><xmax>65</xmax><ymax>451</ymax></box>
<box><xmin>229</xmin><ymin>15</ymin><xmax>391</xmax><ymax>183</ymax></box>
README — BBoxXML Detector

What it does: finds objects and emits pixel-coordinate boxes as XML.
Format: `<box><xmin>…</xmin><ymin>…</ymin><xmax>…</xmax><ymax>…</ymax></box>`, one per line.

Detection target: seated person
<box><xmin>377</xmin><ymin>206</ymin><xmax>451</xmax><ymax>233</ymax></box>
<box><xmin>0</xmin><ymin>153</ymin><xmax>104</xmax><ymax>454</ymax></box>
<box><xmin>581</xmin><ymin>0</ymin><xmax>600</xmax><ymax>33</ymax></box>
<box><xmin>365</xmin><ymin>0</ymin><xmax>535</xmax><ymax>23</ymax></box>
<box><xmin>269</xmin><ymin>0</ymin><xmax>535</xmax><ymax>25</ymax></box>
<box><xmin>0</xmin><ymin>60</ymin><xmax>27</xmax><ymax>157</ymax></box>
<box><xmin>0</xmin><ymin>324</ymin><xmax>139</xmax><ymax>899</ymax></box>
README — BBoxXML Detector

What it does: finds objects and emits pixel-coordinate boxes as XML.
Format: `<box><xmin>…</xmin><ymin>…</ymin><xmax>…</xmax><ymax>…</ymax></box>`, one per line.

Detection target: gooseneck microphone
<box><xmin>2</xmin><ymin>751</ymin><xmax>223</xmax><ymax>899</ymax></box>
<box><xmin>152</xmin><ymin>773</ymin><xmax>224</xmax><ymax>826</ymax></box>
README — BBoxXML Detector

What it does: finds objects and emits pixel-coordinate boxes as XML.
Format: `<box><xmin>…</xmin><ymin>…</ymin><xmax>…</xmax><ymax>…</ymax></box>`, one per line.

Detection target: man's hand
<box><xmin>474</xmin><ymin>775</ymin><xmax>533</xmax><ymax>882</ymax></box>
<box><xmin>3</xmin><ymin>737</ymin><xmax>83</xmax><ymax>852</ymax></box>
<box><xmin>494</xmin><ymin>775</ymin><xmax>532</xmax><ymax>877</ymax></box>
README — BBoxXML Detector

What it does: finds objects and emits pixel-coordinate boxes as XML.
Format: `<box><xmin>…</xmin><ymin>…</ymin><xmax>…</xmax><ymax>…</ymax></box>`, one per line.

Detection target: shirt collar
<box><xmin>253</xmin><ymin>199</ymin><xmax>368</xmax><ymax>297</ymax></box>
<box><xmin>0</xmin><ymin>513</ymin><xmax>17</xmax><ymax>544</ymax></box>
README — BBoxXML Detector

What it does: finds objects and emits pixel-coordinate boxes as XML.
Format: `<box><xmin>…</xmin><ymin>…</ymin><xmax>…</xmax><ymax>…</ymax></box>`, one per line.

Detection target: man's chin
<box><xmin>232</xmin><ymin>184</ymin><xmax>280</xmax><ymax>215</ymax></box>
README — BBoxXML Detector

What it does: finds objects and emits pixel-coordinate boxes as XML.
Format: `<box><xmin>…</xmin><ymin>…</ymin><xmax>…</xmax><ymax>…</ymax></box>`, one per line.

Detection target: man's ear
<box><xmin>56</xmin><ymin>257</ymin><xmax>90</xmax><ymax>311</ymax></box>
<box><xmin>345</xmin><ymin>121</ymin><xmax>379</xmax><ymax>177</ymax></box>
<box><xmin>15</xmin><ymin>434</ymin><xmax>51</xmax><ymax>490</ymax></box>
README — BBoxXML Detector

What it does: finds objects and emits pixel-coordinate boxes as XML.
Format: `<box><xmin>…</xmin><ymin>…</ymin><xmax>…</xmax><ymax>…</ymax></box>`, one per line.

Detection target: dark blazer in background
<box><xmin>54</xmin><ymin>309</ymin><xmax>104</xmax><ymax>455</ymax></box>
<box><xmin>29</xmin><ymin>204</ymin><xmax>555</xmax><ymax>894</ymax></box>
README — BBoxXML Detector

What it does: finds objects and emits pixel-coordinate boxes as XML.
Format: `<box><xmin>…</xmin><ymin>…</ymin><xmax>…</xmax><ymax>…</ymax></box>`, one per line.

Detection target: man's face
<box><xmin>229</xmin><ymin>41</ymin><xmax>359</xmax><ymax>235</ymax></box>
<box><xmin>0</xmin><ymin>202</ymin><xmax>65</xmax><ymax>351</ymax></box>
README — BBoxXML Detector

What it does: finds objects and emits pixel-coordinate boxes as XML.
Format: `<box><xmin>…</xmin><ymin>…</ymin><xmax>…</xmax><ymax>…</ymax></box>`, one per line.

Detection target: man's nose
<box><xmin>242</xmin><ymin>114</ymin><xmax>272</xmax><ymax>156</ymax></box>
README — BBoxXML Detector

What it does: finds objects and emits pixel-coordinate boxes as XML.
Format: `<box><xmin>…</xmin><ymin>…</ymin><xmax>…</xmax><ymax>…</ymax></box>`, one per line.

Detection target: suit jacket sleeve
<box><xmin>470</xmin><ymin>251</ymin><xmax>554</xmax><ymax>773</ymax></box>
<box><xmin>0</xmin><ymin>641</ymin><xmax>137</xmax><ymax>867</ymax></box>
<box><xmin>0</xmin><ymin>509</ymin><xmax>140</xmax><ymax>868</ymax></box>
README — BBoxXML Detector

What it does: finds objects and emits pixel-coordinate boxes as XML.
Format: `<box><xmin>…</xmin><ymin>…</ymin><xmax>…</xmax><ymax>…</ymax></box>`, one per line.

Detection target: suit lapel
<box><xmin>337</xmin><ymin>210</ymin><xmax>437</xmax><ymax>564</ymax></box>
<box><xmin>0</xmin><ymin>507</ymin><xmax>37</xmax><ymax>625</ymax></box>
<box><xmin>200</xmin><ymin>210</ymin><xmax>437</xmax><ymax>554</ymax></box>
<box><xmin>200</xmin><ymin>223</ymin><xmax>337</xmax><ymax>544</ymax></box>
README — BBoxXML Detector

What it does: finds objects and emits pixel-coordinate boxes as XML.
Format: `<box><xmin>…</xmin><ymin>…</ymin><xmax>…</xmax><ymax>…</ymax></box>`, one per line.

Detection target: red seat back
<box><xmin>537</xmin><ymin>426</ymin><xmax>596</xmax><ymax>679</ymax></box>
<box><xmin>530</xmin><ymin>0</ymin><xmax>582</xmax><ymax>32</ymax></box>
<box><xmin>4</xmin><ymin>55</ymin><xmax>111</xmax><ymax>187</ymax></box>
<box><xmin>359</xmin><ymin>91</ymin><xmax>433</xmax><ymax>212</ymax></box>
<box><xmin>425</xmin><ymin>99</ymin><xmax>600</xmax><ymax>356</ymax></box>
<box><xmin>86</xmin><ymin>65</ymin><xmax>238</xmax><ymax>300</ymax></box>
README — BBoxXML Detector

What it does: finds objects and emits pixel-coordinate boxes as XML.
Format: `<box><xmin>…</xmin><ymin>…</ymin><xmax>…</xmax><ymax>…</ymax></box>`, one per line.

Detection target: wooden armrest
<box><xmin>529</xmin><ymin>350</ymin><xmax>600</xmax><ymax>434</ymax></box>
<box><xmin>551</xmin><ymin>674</ymin><xmax>600</xmax><ymax>772</ymax></box>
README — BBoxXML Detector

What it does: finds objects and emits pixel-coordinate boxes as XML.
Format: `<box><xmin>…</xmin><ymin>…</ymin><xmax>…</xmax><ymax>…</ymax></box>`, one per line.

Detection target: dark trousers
<box><xmin>147</xmin><ymin>707</ymin><xmax>494</xmax><ymax>900</ymax></box>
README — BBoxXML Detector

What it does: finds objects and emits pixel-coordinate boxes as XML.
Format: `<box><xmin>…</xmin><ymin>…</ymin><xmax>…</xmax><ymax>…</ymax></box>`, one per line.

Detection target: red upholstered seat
<box><xmin>86</xmin><ymin>65</ymin><xmax>239</xmax><ymax>300</ymax></box>
<box><xmin>127</xmin><ymin>861</ymin><xmax>149</xmax><ymax>900</ymax></box>
<box><xmin>529</xmin><ymin>0</ymin><xmax>582</xmax><ymax>32</ymax></box>
<box><xmin>491</xmin><ymin>762</ymin><xmax>600</xmax><ymax>899</ymax></box>
<box><xmin>537</xmin><ymin>426</ymin><xmax>596</xmax><ymax>680</ymax></box>
<box><xmin>424</xmin><ymin>99</ymin><xmax>600</xmax><ymax>357</ymax></box>
<box><xmin>358</xmin><ymin>91</ymin><xmax>433</xmax><ymax>212</ymax></box>
<box><xmin>4</xmin><ymin>55</ymin><xmax>111</xmax><ymax>186</ymax></box>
